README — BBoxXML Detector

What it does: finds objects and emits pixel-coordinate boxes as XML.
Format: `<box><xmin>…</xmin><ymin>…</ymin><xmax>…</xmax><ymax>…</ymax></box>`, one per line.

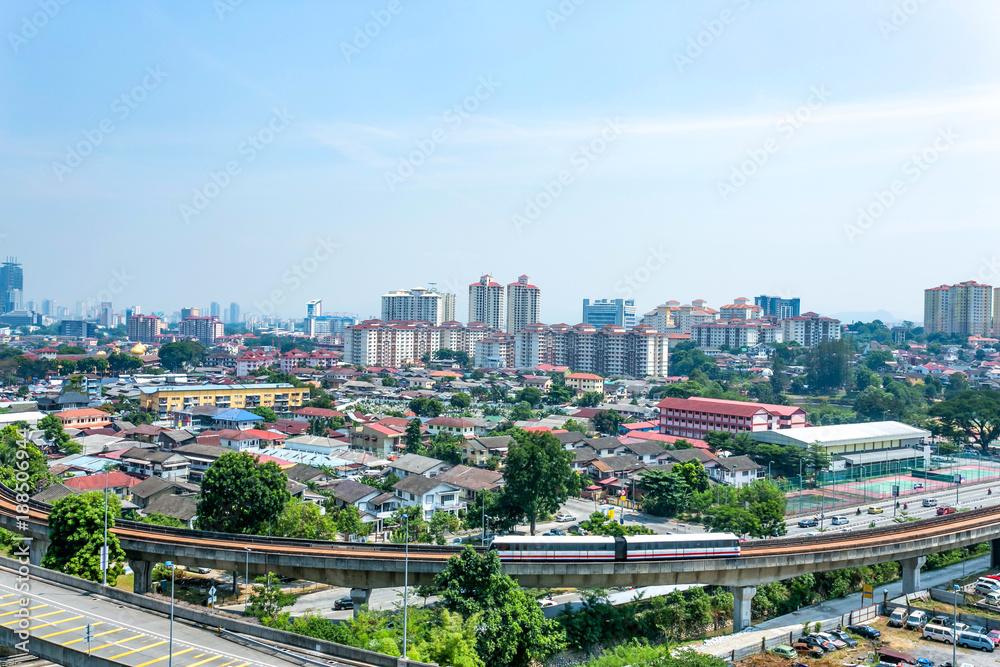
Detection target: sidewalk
<box><xmin>697</xmin><ymin>554</ymin><xmax>991</xmax><ymax>657</ymax></box>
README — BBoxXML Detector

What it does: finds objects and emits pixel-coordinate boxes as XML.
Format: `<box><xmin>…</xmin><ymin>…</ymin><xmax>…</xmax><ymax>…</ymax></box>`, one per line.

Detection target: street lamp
<box><xmin>165</xmin><ymin>561</ymin><xmax>176</xmax><ymax>667</ymax></box>
<box><xmin>243</xmin><ymin>547</ymin><xmax>250</xmax><ymax>609</ymax></box>
<box><xmin>102</xmin><ymin>467</ymin><xmax>109</xmax><ymax>587</ymax></box>
<box><xmin>952</xmin><ymin>584</ymin><xmax>960</xmax><ymax>667</ymax></box>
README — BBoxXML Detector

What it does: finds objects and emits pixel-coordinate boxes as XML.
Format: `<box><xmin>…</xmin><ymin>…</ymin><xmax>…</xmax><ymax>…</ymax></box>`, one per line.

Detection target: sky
<box><xmin>3</xmin><ymin>0</ymin><xmax>1000</xmax><ymax>325</ymax></box>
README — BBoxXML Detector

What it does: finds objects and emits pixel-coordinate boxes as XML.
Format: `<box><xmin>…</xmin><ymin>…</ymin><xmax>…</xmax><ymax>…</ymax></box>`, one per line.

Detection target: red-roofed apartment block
<box><xmin>656</xmin><ymin>397</ymin><xmax>806</xmax><ymax>440</ymax></box>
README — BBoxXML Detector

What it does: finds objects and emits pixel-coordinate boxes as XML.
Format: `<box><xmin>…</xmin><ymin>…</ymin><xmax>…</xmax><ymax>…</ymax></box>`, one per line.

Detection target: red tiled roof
<box><xmin>64</xmin><ymin>472</ymin><xmax>141</xmax><ymax>491</ymax></box>
<box><xmin>54</xmin><ymin>408</ymin><xmax>108</xmax><ymax>419</ymax></box>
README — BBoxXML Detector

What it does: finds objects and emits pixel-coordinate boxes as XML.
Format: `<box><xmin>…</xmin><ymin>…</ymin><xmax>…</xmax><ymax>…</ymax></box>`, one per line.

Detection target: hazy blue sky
<box><xmin>3</xmin><ymin>0</ymin><xmax>999</xmax><ymax>324</ymax></box>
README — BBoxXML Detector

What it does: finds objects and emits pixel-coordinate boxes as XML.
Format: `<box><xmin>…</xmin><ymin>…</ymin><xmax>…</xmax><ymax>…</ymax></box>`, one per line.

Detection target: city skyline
<box><xmin>4</xmin><ymin>2</ymin><xmax>999</xmax><ymax>323</ymax></box>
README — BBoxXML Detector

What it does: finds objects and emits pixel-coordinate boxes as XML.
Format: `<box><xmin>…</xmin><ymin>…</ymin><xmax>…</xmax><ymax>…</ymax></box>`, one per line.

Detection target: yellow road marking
<box><xmin>186</xmin><ymin>655</ymin><xmax>223</xmax><ymax>667</ymax></box>
<box><xmin>109</xmin><ymin>638</ymin><xmax>166</xmax><ymax>659</ymax></box>
<box><xmin>71</xmin><ymin>630</ymin><xmax>138</xmax><ymax>648</ymax></box>
<box><xmin>39</xmin><ymin>619</ymin><xmax>94</xmax><ymax>639</ymax></box>
<box><xmin>136</xmin><ymin>646</ymin><xmax>194</xmax><ymax>666</ymax></box>
<box><xmin>0</xmin><ymin>603</ymin><xmax>46</xmax><ymax>617</ymax></box>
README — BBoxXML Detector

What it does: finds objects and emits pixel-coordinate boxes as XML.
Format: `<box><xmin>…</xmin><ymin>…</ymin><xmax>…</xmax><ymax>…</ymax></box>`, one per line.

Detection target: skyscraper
<box><xmin>99</xmin><ymin>302</ymin><xmax>113</xmax><ymax>327</ymax></box>
<box><xmin>381</xmin><ymin>286</ymin><xmax>456</xmax><ymax>325</ymax></box>
<box><xmin>229</xmin><ymin>302</ymin><xmax>241</xmax><ymax>326</ymax></box>
<box><xmin>506</xmin><ymin>275</ymin><xmax>541</xmax><ymax>334</ymax></box>
<box><xmin>210</xmin><ymin>301</ymin><xmax>221</xmax><ymax>318</ymax></box>
<box><xmin>925</xmin><ymin>281</ymin><xmax>993</xmax><ymax>336</ymax></box>
<box><xmin>0</xmin><ymin>259</ymin><xmax>23</xmax><ymax>314</ymax></box>
<box><xmin>41</xmin><ymin>299</ymin><xmax>57</xmax><ymax>317</ymax></box>
<box><xmin>469</xmin><ymin>275</ymin><xmax>504</xmax><ymax>329</ymax></box>
<box><xmin>755</xmin><ymin>295</ymin><xmax>801</xmax><ymax>319</ymax></box>
<box><xmin>582</xmin><ymin>298</ymin><xmax>637</xmax><ymax>328</ymax></box>
<box><xmin>180</xmin><ymin>307</ymin><xmax>200</xmax><ymax>320</ymax></box>
<box><xmin>306</xmin><ymin>299</ymin><xmax>322</xmax><ymax>318</ymax></box>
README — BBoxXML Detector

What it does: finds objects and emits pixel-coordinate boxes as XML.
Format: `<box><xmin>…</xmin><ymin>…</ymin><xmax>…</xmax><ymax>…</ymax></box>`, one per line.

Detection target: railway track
<box><xmin>3</xmin><ymin>486</ymin><xmax>999</xmax><ymax>563</ymax></box>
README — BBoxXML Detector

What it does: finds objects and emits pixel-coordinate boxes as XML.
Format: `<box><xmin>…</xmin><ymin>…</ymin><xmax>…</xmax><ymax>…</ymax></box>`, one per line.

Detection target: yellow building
<box><xmin>565</xmin><ymin>372</ymin><xmax>605</xmax><ymax>397</ymax></box>
<box><xmin>138</xmin><ymin>383</ymin><xmax>309</xmax><ymax>415</ymax></box>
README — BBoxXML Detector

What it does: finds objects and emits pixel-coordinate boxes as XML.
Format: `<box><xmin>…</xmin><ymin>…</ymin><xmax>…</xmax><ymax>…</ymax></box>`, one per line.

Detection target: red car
<box><xmin>937</xmin><ymin>506</ymin><xmax>957</xmax><ymax>515</ymax></box>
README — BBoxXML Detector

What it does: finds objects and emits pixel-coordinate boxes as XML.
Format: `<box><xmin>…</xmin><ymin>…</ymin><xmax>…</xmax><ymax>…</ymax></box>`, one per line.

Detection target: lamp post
<box><xmin>798</xmin><ymin>459</ymin><xmax>804</xmax><ymax>513</ymax></box>
<box><xmin>243</xmin><ymin>547</ymin><xmax>250</xmax><ymax>609</ymax></box>
<box><xmin>102</xmin><ymin>467</ymin><xmax>109</xmax><ymax>587</ymax></box>
<box><xmin>165</xmin><ymin>560</ymin><xmax>175</xmax><ymax>667</ymax></box>
<box><xmin>403</xmin><ymin>513</ymin><xmax>410</xmax><ymax>661</ymax></box>
<box><xmin>952</xmin><ymin>584</ymin><xmax>960</xmax><ymax>667</ymax></box>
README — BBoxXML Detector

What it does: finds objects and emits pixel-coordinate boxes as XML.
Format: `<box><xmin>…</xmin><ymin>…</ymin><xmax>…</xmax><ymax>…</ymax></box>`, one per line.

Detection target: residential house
<box><xmin>392</xmin><ymin>475</ymin><xmax>463</xmax><ymax>520</ymax></box>
<box><xmin>129</xmin><ymin>476</ymin><xmax>200</xmax><ymax>510</ymax></box>
<box><xmin>426</xmin><ymin>416</ymin><xmax>477</xmax><ymax>439</ymax></box>
<box><xmin>613</xmin><ymin>438</ymin><xmax>668</xmax><ymax>464</ymax></box>
<box><xmin>565</xmin><ymin>372</ymin><xmax>604</xmax><ymax>397</ymax></box>
<box><xmin>157</xmin><ymin>429</ymin><xmax>197</xmax><ymax>451</ymax></box>
<box><xmin>117</xmin><ymin>447</ymin><xmax>191</xmax><ymax>482</ymax></box>
<box><xmin>283</xmin><ymin>463</ymin><xmax>333</xmax><ymax>485</ymax></box>
<box><xmin>173</xmin><ymin>444</ymin><xmax>226</xmax><ymax>482</ymax></box>
<box><xmin>586</xmin><ymin>454</ymin><xmax>642</xmax><ymax>481</ymax></box>
<box><xmin>139</xmin><ymin>494</ymin><xmax>199</xmax><ymax>528</ymax></box>
<box><xmin>351</xmin><ymin>422</ymin><xmax>406</xmax><ymax>456</ymax></box>
<box><xmin>216</xmin><ymin>429</ymin><xmax>287</xmax><ymax>451</ymax></box>
<box><xmin>435</xmin><ymin>464</ymin><xmax>503</xmax><ymax>503</ymax></box>
<box><xmin>328</xmin><ymin>478</ymin><xmax>381</xmax><ymax>511</ymax></box>
<box><xmin>711</xmin><ymin>455</ymin><xmax>763</xmax><ymax>487</ymax></box>
<box><xmin>63</xmin><ymin>471</ymin><xmax>142</xmax><ymax>499</ymax></box>
<box><xmin>388</xmin><ymin>453</ymin><xmax>452</xmax><ymax>479</ymax></box>
<box><xmin>461</xmin><ymin>435</ymin><xmax>513</xmax><ymax>467</ymax></box>
<box><xmin>211</xmin><ymin>408</ymin><xmax>264</xmax><ymax>431</ymax></box>
<box><xmin>53</xmin><ymin>408</ymin><xmax>112</xmax><ymax>430</ymax></box>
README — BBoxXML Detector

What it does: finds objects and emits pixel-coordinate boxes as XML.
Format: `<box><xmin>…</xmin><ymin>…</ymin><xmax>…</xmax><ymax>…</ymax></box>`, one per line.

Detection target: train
<box><xmin>490</xmin><ymin>533</ymin><xmax>741</xmax><ymax>562</ymax></box>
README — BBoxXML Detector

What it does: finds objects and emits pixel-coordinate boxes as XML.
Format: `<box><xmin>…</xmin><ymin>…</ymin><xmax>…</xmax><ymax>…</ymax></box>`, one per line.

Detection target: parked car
<box><xmin>556</xmin><ymin>513</ymin><xmax>575</xmax><ymax>522</ymax></box>
<box><xmin>816</xmin><ymin>632</ymin><xmax>847</xmax><ymax>649</ymax></box>
<box><xmin>804</xmin><ymin>634</ymin><xmax>837</xmax><ymax>652</ymax></box>
<box><xmin>929</xmin><ymin>615</ymin><xmax>951</xmax><ymax>627</ymax></box>
<box><xmin>956</xmin><ymin>631</ymin><xmax>994</xmax><ymax>652</ymax></box>
<box><xmin>543</xmin><ymin>529</ymin><xmax>566</xmax><ymax>536</ymax></box>
<box><xmin>937</xmin><ymin>506</ymin><xmax>957</xmax><ymax>515</ymax></box>
<box><xmin>829</xmin><ymin>629</ymin><xmax>858</xmax><ymax>647</ymax></box>
<box><xmin>798</xmin><ymin>518</ymin><xmax>818</xmax><ymax>528</ymax></box>
<box><xmin>975</xmin><ymin>579</ymin><xmax>1000</xmax><ymax>595</ymax></box>
<box><xmin>966</xmin><ymin>624</ymin><xmax>988</xmax><ymax>636</ymax></box>
<box><xmin>915</xmin><ymin>659</ymin><xmax>934</xmax><ymax>667</ymax></box>
<box><xmin>888</xmin><ymin>608</ymin><xmax>907</xmax><ymax>627</ymax></box>
<box><xmin>847</xmin><ymin>624</ymin><xmax>881</xmax><ymax>639</ymax></box>
<box><xmin>792</xmin><ymin>642</ymin><xmax>823</xmax><ymax>658</ymax></box>
<box><xmin>906</xmin><ymin>610</ymin><xmax>928</xmax><ymax>630</ymax></box>
<box><xmin>831</xmin><ymin>516</ymin><xmax>849</xmax><ymax>526</ymax></box>
<box><xmin>922</xmin><ymin>624</ymin><xmax>955</xmax><ymax>644</ymax></box>
<box><xmin>568</xmin><ymin>525</ymin><xmax>587</xmax><ymax>535</ymax></box>
<box><xmin>922</xmin><ymin>498</ymin><xmax>938</xmax><ymax>507</ymax></box>
<box><xmin>333</xmin><ymin>597</ymin><xmax>354</xmax><ymax>610</ymax></box>
<box><xmin>988</xmin><ymin>629</ymin><xmax>1000</xmax><ymax>646</ymax></box>
<box><xmin>770</xmin><ymin>645</ymin><xmax>797</xmax><ymax>659</ymax></box>
<box><xmin>868</xmin><ymin>506</ymin><xmax>884</xmax><ymax>514</ymax></box>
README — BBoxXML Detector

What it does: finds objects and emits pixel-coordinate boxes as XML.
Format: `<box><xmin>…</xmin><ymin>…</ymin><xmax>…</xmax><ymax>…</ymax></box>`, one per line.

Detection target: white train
<box><xmin>490</xmin><ymin>533</ymin><xmax>741</xmax><ymax>562</ymax></box>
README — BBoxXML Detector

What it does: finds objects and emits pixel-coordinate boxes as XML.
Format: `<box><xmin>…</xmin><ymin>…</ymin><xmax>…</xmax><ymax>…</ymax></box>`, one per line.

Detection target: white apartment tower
<box><xmin>381</xmin><ymin>286</ymin><xmax>456</xmax><ymax>325</ymax></box>
<box><xmin>506</xmin><ymin>274</ymin><xmax>541</xmax><ymax>334</ymax></box>
<box><xmin>469</xmin><ymin>275</ymin><xmax>504</xmax><ymax>330</ymax></box>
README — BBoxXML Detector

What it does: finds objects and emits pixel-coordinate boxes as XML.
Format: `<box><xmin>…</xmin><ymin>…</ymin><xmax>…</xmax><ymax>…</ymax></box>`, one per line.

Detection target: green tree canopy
<box><xmin>500</xmin><ymin>431</ymin><xmax>574</xmax><ymax>535</ymax></box>
<box><xmin>450</xmin><ymin>392</ymin><xmax>472</xmax><ymax>409</ymax></box>
<box><xmin>43</xmin><ymin>492</ymin><xmax>126</xmax><ymax>584</ymax></box>
<box><xmin>509</xmin><ymin>401</ymin><xmax>534</xmax><ymax>421</ymax></box>
<box><xmin>157</xmin><ymin>341</ymin><xmax>206</xmax><ymax>371</ymax></box>
<box><xmin>515</xmin><ymin>387</ymin><xmax>543</xmax><ymax>408</ymax></box>
<box><xmin>929</xmin><ymin>389</ymin><xmax>1000</xmax><ymax>452</ymax></box>
<box><xmin>195</xmin><ymin>451</ymin><xmax>290</xmax><ymax>534</ymax></box>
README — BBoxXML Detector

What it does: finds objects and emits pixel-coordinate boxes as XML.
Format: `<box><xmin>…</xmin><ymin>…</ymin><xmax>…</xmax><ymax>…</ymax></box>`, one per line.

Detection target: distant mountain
<box><xmin>829</xmin><ymin>309</ymin><xmax>909</xmax><ymax>325</ymax></box>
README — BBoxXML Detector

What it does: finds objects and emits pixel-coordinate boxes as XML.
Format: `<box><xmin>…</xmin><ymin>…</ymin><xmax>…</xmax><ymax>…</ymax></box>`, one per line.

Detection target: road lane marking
<box><xmin>136</xmin><ymin>646</ymin><xmax>194</xmax><ymax>666</ymax></box>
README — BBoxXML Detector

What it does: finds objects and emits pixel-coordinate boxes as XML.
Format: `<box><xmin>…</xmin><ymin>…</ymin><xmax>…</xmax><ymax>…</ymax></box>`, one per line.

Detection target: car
<box><xmin>922</xmin><ymin>498</ymin><xmax>938</xmax><ymax>507</ymax></box>
<box><xmin>932</xmin><ymin>456</ymin><xmax>949</xmax><ymax>463</ymax></box>
<box><xmin>988</xmin><ymin>629</ymin><xmax>1000</xmax><ymax>646</ymax></box>
<box><xmin>847</xmin><ymin>624</ymin><xmax>881</xmax><ymax>639</ymax></box>
<box><xmin>792</xmin><ymin>642</ymin><xmax>823</xmax><ymax>658</ymax></box>
<box><xmin>937</xmin><ymin>506</ymin><xmax>957</xmax><ymax>515</ymax></box>
<box><xmin>804</xmin><ymin>635</ymin><xmax>837</xmax><ymax>652</ymax></box>
<box><xmin>333</xmin><ymin>596</ymin><xmax>354</xmax><ymax>610</ymax></box>
<box><xmin>546</xmin><ymin>529</ymin><xmax>566</xmax><ymax>536</ymax></box>
<box><xmin>966</xmin><ymin>625</ymin><xmax>988</xmax><ymax>636</ymax></box>
<box><xmin>831</xmin><ymin>516</ymin><xmax>849</xmax><ymax>526</ymax></box>
<box><xmin>868</xmin><ymin>506</ymin><xmax>884</xmax><ymax>514</ymax></box>
<box><xmin>816</xmin><ymin>632</ymin><xmax>847</xmax><ymax>649</ymax></box>
<box><xmin>913</xmin><ymin>483</ymin><xmax>924</xmax><ymax>490</ymax></box>
<box><xmin>556</xmin><ymin>513</ymin><xmax>575</xmax><ymax>522</ymax></box>
<box><xmin>828</xmin><ymin>629</ymin><xmax>858</xmax><ymax>647</ymax></box>
<box><xmin>930</xmin><ymin>615</ymin><xmax>951</xmax><ymax>627</ymax></box>
<box><xmin>915</xmin><ymin>659</ymin><xmax>934</xmax><ymax>667</ymax></box>
<box><xmin>770</xmin><ymin>645</ymin><xmax>797</xmax><ymax>659</ymax></box>
<box><xmin>798</xmin><ymin>518</ymin><xmax>818</xmax><ymax>528</ymax></box>
<box><xmin>568</xmin><ymin>525</ymin><xmax>587</xmax><ymax>535</ymax></box>
<box><xmin>192</xmin><ymin>567</ymin><xmax>212</xmax><ymax>574</ymax></box>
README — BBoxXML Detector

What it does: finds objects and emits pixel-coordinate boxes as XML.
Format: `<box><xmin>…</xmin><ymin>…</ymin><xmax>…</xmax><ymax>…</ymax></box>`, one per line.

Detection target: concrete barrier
<box><xmin>0</xmin><ymin>555</ymin><xmax>434</xmax><ymax>667</ymax></box>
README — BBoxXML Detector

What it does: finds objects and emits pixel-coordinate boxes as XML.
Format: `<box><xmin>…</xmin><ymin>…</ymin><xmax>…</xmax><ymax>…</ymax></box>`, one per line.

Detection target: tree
<box><xmin>429</xmin><ymin>436</ymin><xmax>463</xmax><ymax>464</ymax></box>
<box><xmin>434</xmin><ymin>547</ymin><xmax>566</xmax><ymax>667</ymax></box>
<box><xmin>501</xmin><ymin>431</ymin><xmax>574</xmax><ymax>535</ymax></box>
<box><xmin>0</xmin><ymin>425</ymin><xmax>50</xmax><ymax>492</ymax></box>
<box><xmin>640</xmin><ymin>468</ymin><xmax>692</xmax><ymax>518</ymax></box>
<box><xmin>430</xmin><ymin>511</ymin><xmax>460</xmax><ymax>543</ymax></box>
<box><xmin>546</xmin><ymin>383</ymin><xmax>574</xmax><ymax>404</ymax></box>
<box><xmin>509</xmin><ymin>401</ymin><xmax>534</xmax><ymax>421</ymax></box>
<box><xmin>157</xmin><ymin>341</ymin><xmax>206</xmax><ymax>371</ymax></box>
<box><xmin>334</xmin><ymin>504</ymin><xmax>370</xmax><ymax>540</ymax></box>
<box><xmin>675</xmin><ymin>460</ymin><xmax>709</xmax><ymax>493</ymax></box>
<box><xmin>249</xmin><ymin>406</ymin><xmax>277</xmax><ymax>423</ymax></box>
<box><xmin>43</xmin><ymin>492</ymin><xmax>126</xmax><ymax>584</ymax></box>
<box><xmin>703</xmin><ymin>505</ymin><xmax>760</xmax><ymax>537</ymax></box>
<box><xmin>246</xmin><ymin>573</ymin><xmax>296</xmax><ymax>619</ymax></box>
<box><xmin>39</xmin><ymin>414</ymin><xmax>78</xmax><ymax>454</ymax></box>
<box><xmin>409</xmin><ymin>397</ymin><xmax>444</xmax><ymax>417</ymax></box>
<box><xmin>929</xmin><ymin>390</ymin><xmax>1000</xmax><ymax>453</ymax></box>
<box><xmin>515</xmin><ymin>387</ymin><xmax>543</xmax><ymax>408</ymax></box>
<box><xmin>405</xmin><ymin>418</ymin><xmax>423</xmax><ymax>451</ymax></box>
<box><xmin>195</xmin><ymin>451</ymin><xmax>290</xmax><ymax>534</ymax></box>
<box><xmin>450</xmin><ymin>393</ymin><xmax>472</xmax><ymax>409</ymax></box>
<box><xmin>561</xmin><ymin>418</ymin><xmax>587</xmax><ymax>434</ymax></box>
<box><xmin>593</xmin><ymin>409</ymin><xmax>624</xmax><ymax>436</ymax></box>
<box><xmin>576</xmin><ymin>391</ymin><xmax>603</xmax><ymax>407</ymax></box>
<box><xmin>804</xmin><ymin>339</ymin><xmax>852</xmax><ymax>391</ymax></box>
<box><xmin>408</xmin><ymin>608</ymin><xmax>484</xmax><ymax>667</ymax></box>
<box><xmin>865</xmin><ymin>350</ymin><xmax>894</xmax><ymax>371</ymax></box>
<box><xmin>737</xmin><ymin>479</ymin><xmax>787</xmax><ymax>537</ymax></box>
<box><xmin>945</xmin><ymin>372</ymin><xmax>971</xmax><ymax>398</ymax></box>
<box><xmin>805</xmin><ymin>442</ymin><xmax>832</xmax><ymax>476</ymax></box>
<box><xmin>274</xmin><ymin>498</ymin><xmax>337</xmax><ymax>540</ymax></box>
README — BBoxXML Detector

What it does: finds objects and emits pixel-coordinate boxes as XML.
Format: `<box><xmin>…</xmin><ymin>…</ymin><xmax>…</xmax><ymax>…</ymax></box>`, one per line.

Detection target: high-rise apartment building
<box><xmin>180</xmin><ymin>307</ymin><xmax>201</xmax><ymax>320</ymax></box>
<box><xmin>924</xmin><ymin>281</ymin><xmax>993</xmax><ymax>337</ymax></box>
<box><xmin>124</xmin><ymin>305</ymin><xmax>142</xmax><ymax>318</ymax></box>
<box><xmin>306</xmin><ymin>299</ymin><xmax>322</xmax><ymax>318</ymax></box>
<box><xmin>0</xmin><ymin>259</ymin><xmax>23</xmax><ymax>314</ymax></box>
<box><xmin>179</xmin><ymin>316</ymin><xmax>224</xmax><ymax>344</ymax></box>
<box><xmin>128</xmin><ymin>315</ymin><xmax>163</xmax><ymax>343</ymax></box>
<box><xmin>229</xmin><ymin>302</ymin><xmax>241</xmax><ymax>325</ymax></box>
<box><xmin>469</xmin><ymin>275</ymin><xmax>504</xmax><ymax>329</ymax></box>
<box><xmin>210</xmin><ymin>301</ymin><xmax>221</xmax><ymax>318</ymax></box>
<box><xmin>781</xmin><ymin>312</ymin><xmax>842</xmax><ymax>346</ymax></box>
<box><xmin>512</xmin><ymin>323</ymin><xmax>668</xmax><ymax>377</ymax></box>
<box><xmin>719</xmin><ymin>297</ymin><xmax>763</xmax><ymax>320</ymax></box>
<box><xmin>344</xmin><ymin>320</ymin><xmax>499</xmax><ymax>367</ymax></box>
<box><xmin>755</xmin><ymin>295</ymin><xmax>801</xmax><ymax>319</ymax></box>
<box><xmin>381</xmin><ymin>286</ymin><xmax>456</xmax><ymax>325</ymax></box>
<box><xmin>506</xmin><ymin>275</ymin><xmax>541</xmax><ymax>334</ymax></box>
<box><xmin>582</xmin><ymin>298</ymin><xmax>637</xmax><ymax>329</ymax></box>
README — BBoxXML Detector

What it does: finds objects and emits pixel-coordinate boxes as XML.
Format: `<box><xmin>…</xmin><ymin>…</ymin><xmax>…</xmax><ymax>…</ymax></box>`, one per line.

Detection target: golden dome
<box><xmin>130</xmin><ymin>343</ymin><xmax>147</xmax><ymax>355</ymax></box>
<box><xmin>96</xmin><ymin>350</ymin><xmax>107</xmax><ymax>357</ymax></box>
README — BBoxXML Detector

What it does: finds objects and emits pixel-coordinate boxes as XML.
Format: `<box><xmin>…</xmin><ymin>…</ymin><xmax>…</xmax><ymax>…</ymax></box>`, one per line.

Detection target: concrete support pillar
<box><xmin>350</xmin><ymin>588</ymin><xmax>371</xmax><ymax>619</ymax></box>
<box><xmin>130</xmin><ymin>559</ymin><xmax>152</xmax><ymax>595</ymax></box>
<box><xmin>28</xmin><ymin>538</ymin><xmax>49</xmax><ymax>566</ymax></box>
<box><xmin>732</xmin><ymin>585</ymin><xmax>757</xmax><ymax>633</ymax></box>
<box><xmin>991</xmin><ymin>538</ymin><xmax>1000</xmax><ymax>570</ymax></box>
<box><xmin>900</xmin><ymin>556</ymin><xmax>926</xmax><ymax>594</ymax></box>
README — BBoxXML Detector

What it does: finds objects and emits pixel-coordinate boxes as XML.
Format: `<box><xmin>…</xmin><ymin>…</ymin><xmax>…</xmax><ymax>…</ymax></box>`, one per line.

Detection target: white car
<box><xmin>831</xmin><ymin>515</ymin><xmax>849</xmax><ymax>525</ymax></box>
<box><xmin>556</xmin><ymin>513</ymin><xmax>575</xmax><ymax>522</ymax></box>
